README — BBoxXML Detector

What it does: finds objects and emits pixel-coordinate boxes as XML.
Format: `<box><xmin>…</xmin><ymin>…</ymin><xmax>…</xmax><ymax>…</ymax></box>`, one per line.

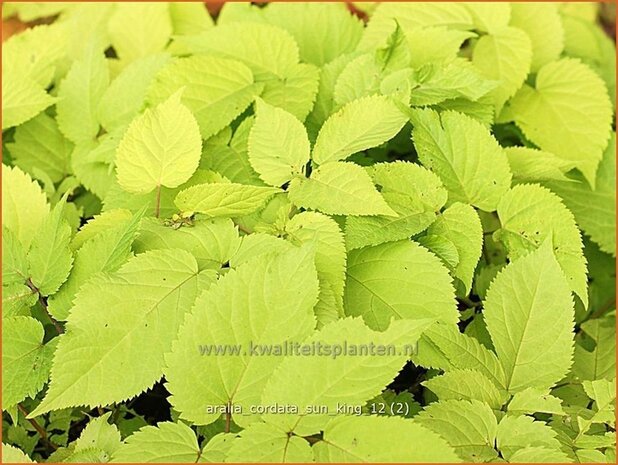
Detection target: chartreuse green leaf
<box><xmin>134</xmin><ymin>217</ymin><xmax>240</xmax><ymax>271</ymax></box>
<box><xmin>413</xmin><ymin>322</ymin><xmax>507</xmax><ymax>390</ymax></box>
<box><xmin>172</xmin><ymin>22</ymin><xmax>299</xmax><ymax>81</ymax></box>
<box><xmin>359</xmin><ymin>2</ymin><xmax>473</xmax><ymax>50</ymax></box>
<box><xmin>547</xmin><ymin>132</ymin><xmax>616</xmax><ymax>256</ymax></box>
<box><xmin>259</xmin><ymin>61</ymin><xmax>320</xmax><ymax>121</ymax></box>
<box><xmin>484</xmin><ymin>242</ymin><xmax>575</xmax><ymax>393</ymax></box>
<box><xmin>410</xmin><ymin>109</ymin><xmax>512</xmax><ymax>211</ymax></box>
<box><xmin>463</xmin><ymin>2</ymin><xmax>510</xmax><ymax>33</ymax></box>
<box><xmin>561</xmin><ymin>11</ymin><xmax>616</xmax><ymax>109</ymax></box>
<box><xmin>506</xmin><ymin>147</ymin><xmax>575</xmax><ymax>183</ymax></box>
<box><xmin>2</xmin><ymin>316</ymin><xmax>57</xmax><ymax>408</ymax></box>
<box><xmin>108</xmin><ymin>2</ymin><xmax>172</xmax><ymax>63</ymax></box>
<box><xmin>147</xmin><ymin>55</ymin><xmax>261</xmax><ymax>140</ymax></box>
<box><xmin>423</xmin><ymin>369</ymin><xmax>507</xmax><ymax>410</ymax></box>
<box><xmin>2</xmin><ymin>229</ymin><xmax>37</xmax><ymax>318</ymax></box>
<box><xmin>248</xmin><ymin>99</ymin><xmax>310</xmax><ymax>186</ymax></box>
<box><xmin>344</xmin><ymin>240</ymin><xmax>458</xmax><ymax>330</ymax></box>
<box><xmin>74</xmin><ymin>413</ymin><xmax>121</xmax><ymax>456</ymax></box>
<box><xmin>2</xmin><ymin>22</ymin><xmax>67</xmax><ymax>87</ymax></box>
<box><xmin>573</xmin><ymin>315</ymin><xmax>616</xmax><ymax>381</ymax></box>
<box><xmin>333</xmin><ymin>26</ymin><xmax>410</xmax><ymax>107</ymax></box>
<box><xmin>260</xmin><ymin>317</ymin><xmax>434</xmax><ymax>435</ymax></box>
<box><xmin>48</xmin><ymin>209</ymin><xmax>142</xmax><ymax>320</ymax></box>
<box><xmin>285</xmin><ymin>212</ymin><xmax>346</xmax><ymax>324</ymax></box>
<box><xmin>507</xmin><ymin>388</ymin><xmax>565</xmax><ymax>416</ymax></box>
<box><xmin>2</xmin><ymin>164</ymin><xmax>50</xmax><ymax>249</ymax></box>
<box><xmin>406</xmin><ymin>28</ymin><xmax>475</xmax><ymax>69</ymax></box>
<box><xmin>345</xmin><ymin>161</ymin><xmax>447</xmax><ymax>251</ymax></box>
<box><xmin>7</xmin><ymin>112</ymin><xmax>73</xmax><ymax>184</ymax></box>
<box><xmin>288</xmin><ymin>161</ymin><xmax>396</xmax><ymax>216</ymax></box>
<box><xmin>495</xmin><ymin>184</ymin><xmax>588</xmax><ymax>306</ymax></box>
<box><xmin>198</xmin><ymin>433</ymin><xmax>235</xmax><ymax>463</ymax></box>
<box><xmin>174</xmin><ymin>183</ymin><xmax>280</xmax><ymax>218</ymax></box>
<box><xmin>29</xmin><ymin>249</ymin><xmax>209</xmax><ymax>417</ymax></box>
<box><xmin>2</xmin><ymin>444</ymin><xmax>34</xmax><ymax>463</ymax></box>
<box><xmin>510</xmin><ymin>3</ymin><xmax>564</xmax><ymax>72</ymax></box>
<box><xmin>472</xmin><ymin>26</ymin><xmax>532</xmax><ymax>114</ymax></box>
<box><xmin>313</xmin><ymin>415</ymin><xmax>461</xmax><ymax>462</ymax></box>
<box><xmin>71</xmin><ymin>209</ymin><xmax>133</xmax><ymax>250</ymax></box>
<box><xmin>262</xmin><ymin>2</ymin><xmax>363</xmax><ymax>66</ymax></box>
<box><xmin>111</xmin><ymin>422</ymin><xmax>200</xmax><ymax>463</ymax></box>
<box><xmin>226</xmin><ymin>422</ymin><xmax>312</xmax><ymax>463</ymax></box>
<box><xmin>230</xmin><ymin>233</ymin><xmax>294</xmax><ymax>268</ymax></box>
<box><xmin>509</xmin><ymin>446</ymin><xmax>572</xmax><ymax>463</ymax></box>
<box><xmin>1</xmin><ymin>75</ymin><xmax>56</xmax><ymax>130</ymax></box>
<box><xmin>410</xmin><ymin>59</ymin><xmax>496</xmax><ymax>107</ymax></box>
<box><xmin>417</xmin><ymin>399</ymin><xmax>498</xmax><ymax>462</ymax></box>
<box><xmin>578</xmin><ymin>379</ymin><xmax>616</xmax><ymax>436</ymax></box>
<box><xmin>425</xmin><ymin>202</ymin><xmax>482</xmax><ymax>295</ymax></box>
<box><xmin>312</xmin><ymin>95</ymin><xmax>407</xmax><ymax>165</ymax></box>
<box><xmin>201</xmin><ymin>118</ymin><xmax>265</xmax><ymax>187</ymax></box>
<box><xmin>27</xmin><ymin>200</ymin><xmax>73</xmax><ymax>296</ymax></box>
<box><xmin>115</xmin><ymin>91</ymin><xmax>202</xmax><ymax>194</ymax></box>
<box><xmin>164</xmin><ymin>246</ymin><xmax>319</xmax><ymax>427</ymax></box>
<box><xmin>499</xmin><ymin>58</ymin><xmax>612</xmax><ymax>186</ymax></box>
<box><xmin>56</xmin><ymin>40</ymin><xmax>109</xmax><ymax>144</ymax></box>
<box><xmin>98</xmin><ymin>53</ymin><xmax>171</xmax><ymax>133</ymax></box>
<box><xmin>496</xmin><ymin>415</ymin><xmax>564</xmax><ymax>461</ymax></box>
<box><xmin>169</xmin><ymin>2</ymin><xmax>214</xmax><ymax>35</ymax></box>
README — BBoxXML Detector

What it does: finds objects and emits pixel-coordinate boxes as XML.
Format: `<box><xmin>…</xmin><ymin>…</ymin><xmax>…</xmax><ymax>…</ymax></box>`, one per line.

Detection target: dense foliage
<box><xmin>2</xmin><ymin>2</ymin><xmax>616</xmax><ymax>463</ymax></box>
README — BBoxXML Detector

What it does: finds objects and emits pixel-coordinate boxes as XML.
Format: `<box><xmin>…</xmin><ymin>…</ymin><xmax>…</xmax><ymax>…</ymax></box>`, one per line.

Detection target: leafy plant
<box><xmin>2</xmin><ymin>1</ymin><xmax>616</xmax><ymax>463</ymax></box>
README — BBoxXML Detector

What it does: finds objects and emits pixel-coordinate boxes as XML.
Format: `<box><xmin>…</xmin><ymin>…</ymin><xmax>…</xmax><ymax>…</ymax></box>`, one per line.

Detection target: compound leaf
<box><xmin>29</xmin><ymin>249</ymin><xmax>208</xmax><ymax>416</ymax></box>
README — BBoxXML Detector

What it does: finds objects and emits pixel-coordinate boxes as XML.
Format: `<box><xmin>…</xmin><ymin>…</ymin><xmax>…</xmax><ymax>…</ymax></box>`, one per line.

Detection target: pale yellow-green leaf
<box><xmin>261</xmin><ymin>317</ymin><xmax>434</xmax><ymax>435</ymax></box>
<box><xmin>499</xmin><ymin>58</ymin><xmax>612</xmax><ymax>186</ymax></box>
<box><xmin>472</xmin><ymin>26</ymin><xmax>532</xmax><ymax>114</ymax></box>
<box><xmin>410</xmin><ymin>109</ymin><xmax>512</xmax><ymax>211</ymax></box>
<box><xmin>313</xmin><ymin>415</ymin><xmax>461</xmax><ymax>462</ymax></box>
<box><xmin>174</xmin><ymin>183</ymin><xmax>280</xmax><ymax>218</ymax></box>
<box><xmin>417</xmin><ymin>399</ymin><xmax>498</xmax><ymax>462</ymax></box>
<box><xmin>226</xmin><ymin>422</ymin><xmax>312</xmax><ymax>463</ymax></box>
<box><xmin>510</xmin><ymin>3</ymin><xmax>564</xmax><ymax>72</ymax></box>
<box><xmin>147</xmin><ymin>55</ymin><xmax>261</xmax><ymax>140</ymax></box>
<box><xmin>344</xmin><ymin>240</ymin><xmax>458</xmax><ymax>330</ymax></box>
<box><xmin>108</xmin><ymin>2</ymin><xmax>172</xmax><ymax>63</ymax></box>
<box><xmin>495</xmin><ymin>184</ymin><xmax>588</xmax><ymax>306</ymax></box>
<box><xmin>111</xmin><ymin>422</ymin><xmax>200</xmax><ymax>463</ymax></box>
<box><xmin>345</xmin><ymin>161</ymin><xmax>447</xmax><ymax>251</ymax></box>
<box><xmin>2</xmin><ymin>316</ymin><xmax>57</xmax><ymax>408</ymax></box>
<box><xmin>29</xmin><ymin>249</ymin><xmax>207</xmax><ymax>416</ymax></box>
<box><xmin>546</xmin><ymin>132</ymin><xmax>616</xmax><ymax>256</ymax></box>
<box><xmin>164</xmin><ymin>246</ymin><xmax>318</xmax><ymax>427</ymax></box>
<box><xmin>312</xmin><ymin>95</ymin><xmax>407</xmax><ymax>165</ymax></box>
<box><xmin>484</xmin><ymin>242</ymin><xmax>575</xmax><ymax>393</ymax></box>
<box><xmin>288</xmin><ymin>161</ymin><xmax>396</xmax><ymax>217</ymax></box>
<box><xmin>248</xmin><ymin>99</ymin><xmax>310</xmax><ymax>186</ymax></box>
<box><xmin>115</xmin><ymin>91</ymin><xmax>202</xmax><ymax>194</ymax></box>
<box><xmin>2</xmin><ymin>164</ymin><xmax>50</xmax><ymax>250</ymax></box>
